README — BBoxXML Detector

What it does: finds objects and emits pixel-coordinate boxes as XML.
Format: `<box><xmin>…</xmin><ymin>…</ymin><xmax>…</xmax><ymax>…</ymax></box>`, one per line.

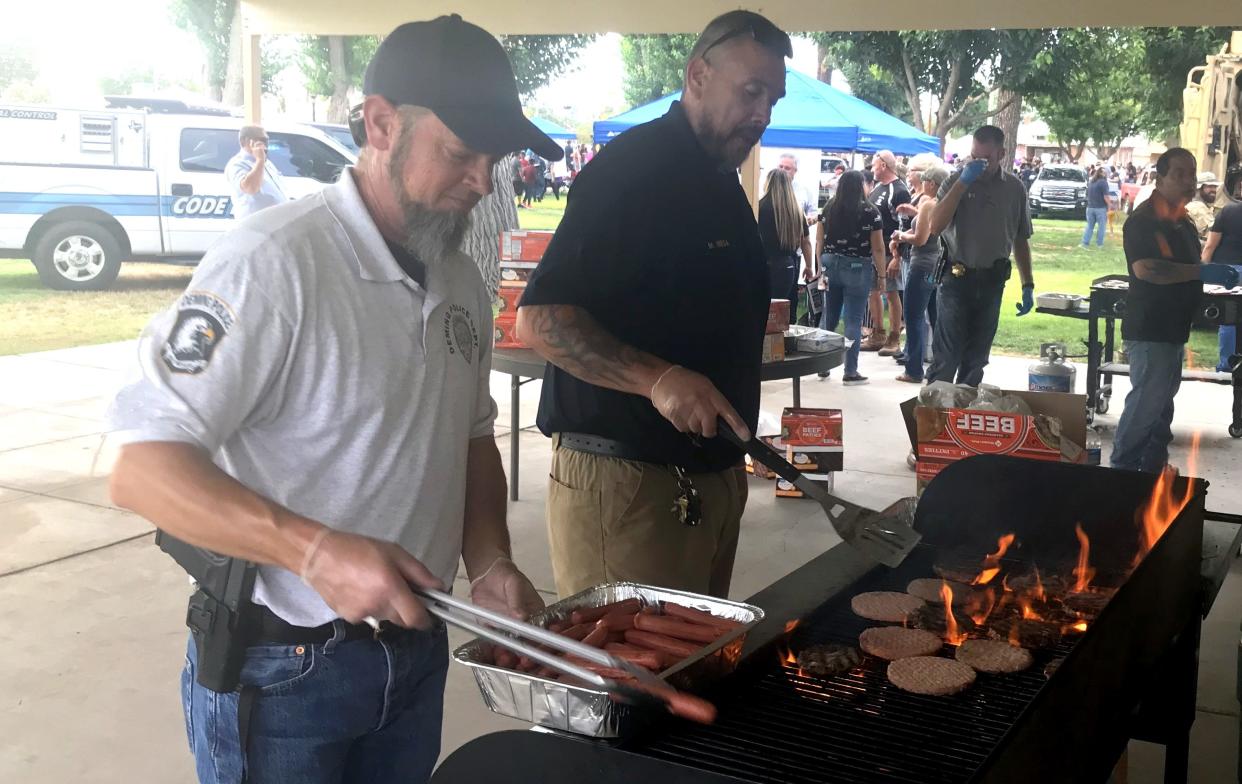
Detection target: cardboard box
<box><xmin>499</xmin><ymin>230</ymin><xmax>554</xmax><ymax>262</ymax></box>
<box><xmin>781</xmin><ymin>407</ymin><xmax>843</xmax><ymax>447</ymax></box>
<box><xmin>493</xmin><ymin>315</ymin><xmax>525</xmax><ymax>349</ymax></box>
<box><xmin>775</xmin><ymin>472</ymin><xmax>835</xmax><ymax>498</ymax></box>
<box><xmin>899</xmin><ymin>390</ymin><xmax>1087</xmax><ymax>493</ymax></box>
<box><xmin>787</xmin><ymin>444</ymin><xmax>843</xmax><ymax>474</ymax></box>
<box><xmin>744</xmin><ymin>436</ymin><xmax>783</xmax><ymax>479</ymax></box>
<box><xmin>498</xmin><ymin>268</ymin><xmax>531</xmax><ymax>285</ymax></box>
<box><xmin>766</xmin><ymin>299</ymin><xmax>790</xmax><ymax>334</ymax></box>
<box><xmin>494</xmin><ymin>286</ymin><xmax>523</xmax><ymax>316</ymax></box>
<box><xmin>761</xmin><ymin>331</ymin><xmax>786</xmax><ymax>363</ymax></box>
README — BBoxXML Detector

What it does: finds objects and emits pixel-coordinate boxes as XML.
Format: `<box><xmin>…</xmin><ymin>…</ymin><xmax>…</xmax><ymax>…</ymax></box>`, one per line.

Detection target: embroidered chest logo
<box><xmin>443</xmin><ymin>304</ymin><xmax>479</xmax><ymax>364</ymax></box>
<box><xmin>162</xmin><ymin>292</ymin><xmax>235</xmax><ymax>375</ymax></box>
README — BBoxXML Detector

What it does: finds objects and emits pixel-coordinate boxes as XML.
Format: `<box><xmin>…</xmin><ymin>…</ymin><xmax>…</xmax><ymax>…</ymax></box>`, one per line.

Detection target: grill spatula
<box><xmin>718</xmin><ymin>423</ymin><xmax>921</xmax><ymax>567</ymax></box>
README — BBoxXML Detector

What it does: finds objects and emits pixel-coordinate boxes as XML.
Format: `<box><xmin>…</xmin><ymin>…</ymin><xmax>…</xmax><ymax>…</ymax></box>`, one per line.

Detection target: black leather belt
<box><xmin>558</xmin><ymin>432</ymin><xmax>655</xmax><ymax>463</ymax></box>
<box><xmin>252</xmin><ymin>604</ymin><xmax>385</xmax><ymax>645</ymax></box>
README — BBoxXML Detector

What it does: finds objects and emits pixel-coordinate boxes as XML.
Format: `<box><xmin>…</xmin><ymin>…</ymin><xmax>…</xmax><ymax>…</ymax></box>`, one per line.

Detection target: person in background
<box><xmin>1082</xmin><ymin>167</ymin><xmax>1112</xmax><ymax>248</ymax></box>
<box><xmin>777</xmin><ymin>153</ymin><xmax>817</xmax><ymax>219</ymax></box>
<box><xmin>564</xmin><ymin>141</ymin><xmax>576</xmax><ymax>174</ymax></box>
<box><xmin>1185</xmin><ymin>172</ymin><xmax>1223</xmax><ymax>242</ymax></box>
<box><xmin>1201</xmin><ymin>196</ymin><xmax>1242</xmax><ymax>371</ymax></box>
<box><xmin>531</xmin><ymin>153</ymin><xmax>548</xmax><ymax>203</ymax></box>
<box><xmin>1111</xmin><ymin>148</ymin><xmax>1240</xmax><ymax>472</ymax></box>
<box><xmin>817</xmin><ymin>169</ymin><xmax>885</xmax><ymax>386</ymax></box>
<box><xmin>890</xmin><ymin>153</ymin><xmax>945</xmax><ymax>367</ymax></box>
<box><xmin>1107</xmin><ymin>168</ymin><xmax>1122</xmax><ymax>235</ymax></box>
<box><xmin>511</xmin><ymin>152</ymin><xmax>526</xmax><ymax>206</ymax></box>
<box><xmin>891</xmin><ymin>165</ymin><xmax>950</xmax><ymax>383</ymax></box>
<box><xmin>861</xmin><ymin>150</ymin><xmax>910</xmax><ymax>355</ymax></box>
<box><xmin>759</xmin><ymin>168</ymin><xmax>814</xmax><ymax>314</ymax></box>
<box><xmin>926</xmin><ymin>125</ymin><xmax>1035</xmax><ymax>386</ymax></box>
<box><xmin>516</xmin><ymin>151</ymin><xmax>533</xmax><ymax>208</ymax></box>
<box><xmin>225</xmin><ymin>125</ymin><xmax>288</xmax><ymax>220</ymax></box>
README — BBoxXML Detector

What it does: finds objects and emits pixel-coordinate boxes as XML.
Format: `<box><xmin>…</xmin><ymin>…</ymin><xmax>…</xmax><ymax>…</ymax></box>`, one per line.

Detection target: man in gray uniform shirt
<box><xmin>108</xmin><ymin>17</ymin><xmax>561</xmax><ymax>783</ymax></box>
<box><xmin>927</xmin><ymin>125</ymin><xmax>1036</xmax><ymax>386</ymax></box>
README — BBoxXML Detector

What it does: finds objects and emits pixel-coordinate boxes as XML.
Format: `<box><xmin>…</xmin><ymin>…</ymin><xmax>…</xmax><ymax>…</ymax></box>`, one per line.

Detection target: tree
<box><xmin>619</xmin><ymin>34</ymin><xmax>696</xmax><ymax>107</ymax></box>
<box><xmin>299</xmin><ymin>36</ymin><xmax>379</xmax><ymax>123</ymax></box>
<box><xmin>1134</xmin><ymin>27</ymin><xmax>1233</xmax><ymax>141</ymax></box>
<box><xmin>99</xmin><ymin>66</ymin><xmax>155</xmax><ymax>97</ymax></box>
<box><xmin>1025</xmin><ymin>29</ymin><xmax>1147</xmax><ymax>162</ymax></box>
<box><xmin>501</xmin><ymin>35</ymin><xmax>596</xmax><ymax>98</ymax></box>
<box><xmin>0</xmin><ymin>44</ymin><xmax>37</xmax><ymax>93</ymax></box>
<box><xmin>170</xmin><ymin>0</ymin><xmax>237</xmax><ymax>102</ymax></box>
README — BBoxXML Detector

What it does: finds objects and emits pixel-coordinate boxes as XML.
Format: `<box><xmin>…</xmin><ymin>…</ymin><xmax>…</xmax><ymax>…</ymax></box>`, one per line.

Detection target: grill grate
<box><xmin>632</xmin><ymin>552</ymin><xmax>1079</xmax><ymax>784</ymax></box>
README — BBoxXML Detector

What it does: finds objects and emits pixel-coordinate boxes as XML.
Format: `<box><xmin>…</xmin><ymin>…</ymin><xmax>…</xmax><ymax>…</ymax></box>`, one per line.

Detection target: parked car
<box><xmin>308</xmin><ymin>122</ymin><xmax>359</xmax><ymax>154</ymax></box>
<box><xmin>1028</xmin><ymin>165</ymin><xmax>1089</xmax><ymax>219</ymax></box>
<box><xmin>818</xmin><ymin>155</ymin><xmax>850</xmax><ymax>206</ymax></box>
<box><xmin>0</xmin><ymin>99</ymin><xmax>356</xmax><ymax>290</ymax></box>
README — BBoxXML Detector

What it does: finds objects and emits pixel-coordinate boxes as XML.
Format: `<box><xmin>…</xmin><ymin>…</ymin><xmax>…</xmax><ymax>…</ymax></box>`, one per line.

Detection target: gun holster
<box><xmin>187</xmin><ymin>587</ymin><xmax>257</xmax><ymax>693</ymax></box>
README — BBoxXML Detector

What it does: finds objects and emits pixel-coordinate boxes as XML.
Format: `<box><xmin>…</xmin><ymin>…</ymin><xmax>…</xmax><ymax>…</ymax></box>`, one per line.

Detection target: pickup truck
<box><xmin>0</xmin><ymin>100</ymin><xmax>356</xmax><ymax>290</ymax></box>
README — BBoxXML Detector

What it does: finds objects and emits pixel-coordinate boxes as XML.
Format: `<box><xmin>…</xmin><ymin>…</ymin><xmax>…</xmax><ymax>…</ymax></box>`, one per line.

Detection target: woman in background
<box><xmin>758</xmin><ymin>168</ymin><xmax>813</xmax><ymax>315</ymax></box>
<box><xmin>891</xmin><ymin>165</ymin><xmax>950</xmax><ymax>383</ymax></box>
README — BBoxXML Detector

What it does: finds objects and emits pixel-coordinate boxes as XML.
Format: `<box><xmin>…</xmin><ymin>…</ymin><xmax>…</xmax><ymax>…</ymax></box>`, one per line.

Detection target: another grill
<box><xmin>433</xmin><ymin>456</ymin><xmax>1214</xmax><ymax>784</ymax></box>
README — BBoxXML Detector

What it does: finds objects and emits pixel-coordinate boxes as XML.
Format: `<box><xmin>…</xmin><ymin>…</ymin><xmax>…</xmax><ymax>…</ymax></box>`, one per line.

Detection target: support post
<box><xmin>741</xmin><ymin>142</ymin><xmax>761</xmax><ymax>219</ymax></box>
<box><xmin>242</xmin><ymin>33</ymin><xmax>262</xmax><ymax>124</ymax></box>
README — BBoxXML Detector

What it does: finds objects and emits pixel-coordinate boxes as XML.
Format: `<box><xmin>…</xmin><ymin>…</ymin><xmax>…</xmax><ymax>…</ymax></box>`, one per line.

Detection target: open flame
<box><xmin>1133</xmin><ymin>434</ymin><xmax>1198</xmax><ymax>566</ymax></box>
<box><xmin>1072</xmin><ymin>523</ymin><xmax>1095</xmax><ymax>593</ymax></box>
<box><xmin>940</xmin><ymin>582</ymin><xmax>968</xmax><ymax>645</ymax></box>
<box><xmin>964</xmin><ymin>586</ymin><xmax>997</xmax><ymax>627</ymax></box>
<box><xmin>1030</xmin><ymin>566</ymin><xmax>1046</xmax><ymax>603</ymax></box>
<box><xmin>972</xmin><ymin>533</ymin><xmax>1016</xmax><ymax>585</ymax></box>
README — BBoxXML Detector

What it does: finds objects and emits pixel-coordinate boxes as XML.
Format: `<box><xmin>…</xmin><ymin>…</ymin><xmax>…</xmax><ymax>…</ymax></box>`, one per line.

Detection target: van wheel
<box><xmin>32</xmin><ymin>221</ymin><xmax>123</xmax><ymax>291</ymax></box>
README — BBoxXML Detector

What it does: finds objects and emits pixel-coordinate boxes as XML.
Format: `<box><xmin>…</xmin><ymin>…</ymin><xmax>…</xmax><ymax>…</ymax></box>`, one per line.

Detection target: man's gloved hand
<box><xmin>469</xmin><ymin>557</ymin><xmax>545</xmax><ymax>621</ymax></box>
<box><xmin>1015</xmin><ymin>285</ymin><xmax>1035</xmax><ymax>317</ymax></box>
<box><xmin>650</xmin><ymin>364</ymin><xmax>750</xmax><ymax>440</ymax></box>
<box><xmin>1200</xmin><ymin>263</ymin><xmax>1241</xmax><ymax>289</ymax></box>
<box><xmin>960</xmin><ymin>159</ymin><xmax>988</xmax><ymax>186</ymax></box>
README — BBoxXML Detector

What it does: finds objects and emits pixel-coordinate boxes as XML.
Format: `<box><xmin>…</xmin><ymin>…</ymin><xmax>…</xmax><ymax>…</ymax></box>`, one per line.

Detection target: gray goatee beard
<box><xmin>397</xmin><ymin>197</ymin><xmax>470</xmax><ymax>266</ymax></box>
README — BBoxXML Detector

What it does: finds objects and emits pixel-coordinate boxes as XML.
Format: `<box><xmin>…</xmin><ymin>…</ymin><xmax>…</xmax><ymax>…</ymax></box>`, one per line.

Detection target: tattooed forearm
<box><xmin>516</xmin><ymin>305</ymin><xmax>667</xmax><ymax>396</ymax></box>
<box><xmin>1132</xmin><ymin>259</ymin><xmax>1200</xmax><ymax>285</ymax></box>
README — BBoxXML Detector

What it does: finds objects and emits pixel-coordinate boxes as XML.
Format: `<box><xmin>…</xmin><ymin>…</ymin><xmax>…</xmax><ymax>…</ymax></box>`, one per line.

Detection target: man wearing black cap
<box><xmin>517</xmin><ymin>11</ymin><xmax>791</xmax><ymax>599</ymax></box>
<box><xmin>108</xmin><ymin>16</ymin><xmax>555</xmax><ymax>783</ymax></box>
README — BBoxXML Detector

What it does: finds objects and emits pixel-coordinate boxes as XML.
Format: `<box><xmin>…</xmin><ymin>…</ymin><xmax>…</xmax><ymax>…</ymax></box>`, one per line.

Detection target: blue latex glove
<box><xmin>1200</xmin><ymin>263</ymin><xmax>1241</xmax><ymax>288</ymax></box>
<box><xmin>959</xmin><ymin>159</ymin><xmax>988</xmax><ymax>186</ymax></box>
<box><xmin>1015</xmin><ymin>285</ymin><xmax>1034</xmax><ymax>317</ymax></box>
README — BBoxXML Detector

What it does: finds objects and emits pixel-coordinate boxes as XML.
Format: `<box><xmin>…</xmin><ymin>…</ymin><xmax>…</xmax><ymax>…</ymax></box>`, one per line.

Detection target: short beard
<box><xmin>387</xmin><ymin>122</ymin><xmax>470</xmax><ymax>266</ymax></box>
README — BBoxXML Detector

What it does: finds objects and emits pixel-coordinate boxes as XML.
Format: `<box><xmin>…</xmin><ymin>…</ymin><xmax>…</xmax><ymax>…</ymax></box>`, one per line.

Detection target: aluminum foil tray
<box><xmin>452</xmin><ymin>581</ymin><xmax>764</xmax><ymax>738</ymax></box>
<box><xmin>1035</xmin><ymin>293</ymin><xmax>1083</xmax><ymax>310</ymax></box>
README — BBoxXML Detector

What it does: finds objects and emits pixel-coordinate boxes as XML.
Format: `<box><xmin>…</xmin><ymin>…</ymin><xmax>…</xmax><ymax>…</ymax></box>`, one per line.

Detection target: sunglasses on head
<box><xmin>700</xmin><ymin>22</ymin><xmax>793</xmax><ymax>61</ymax></box>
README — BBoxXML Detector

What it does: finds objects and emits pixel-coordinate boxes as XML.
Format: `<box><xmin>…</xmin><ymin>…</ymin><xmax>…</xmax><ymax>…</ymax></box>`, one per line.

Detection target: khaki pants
<box><xmin>546</xmin><ymin>437</ymin><xmax>745</xmax><ymax>599</ymax></box>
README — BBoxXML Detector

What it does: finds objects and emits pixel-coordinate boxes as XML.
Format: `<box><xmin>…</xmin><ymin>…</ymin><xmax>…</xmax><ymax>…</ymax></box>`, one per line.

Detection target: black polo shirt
<box><xmin>519</xmin><ymin>101</ymin><xmax>769</xmax><ymax>473</ymax></box>
<box><xmin>1122</xmin><ymin>193</ymin><xmax>1203</xmax><ymax>344</ymax></box>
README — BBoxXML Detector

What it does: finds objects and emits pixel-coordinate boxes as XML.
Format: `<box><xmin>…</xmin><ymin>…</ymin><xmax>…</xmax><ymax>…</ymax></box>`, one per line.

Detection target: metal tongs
<box><xmin>366</xmin><ymin>588</ymin><xmax>671</xmax><ymax>707</ymax></box>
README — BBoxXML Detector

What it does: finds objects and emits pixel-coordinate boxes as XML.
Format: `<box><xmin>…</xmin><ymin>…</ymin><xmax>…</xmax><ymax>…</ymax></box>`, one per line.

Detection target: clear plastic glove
<box><xmin>650</xmin><ymin>365</ymin><xmax>749</xmax><ymax>440</ymax></box>
<box><xmin>1201</xmin><ymin>263</ymin><xmax>1240</xmax><ymax>288</ymax></box>
<box><xmin>469</xmin><ymin>556</ymin><xmax>544</xmax><ymax>621</ymax></box>
<box><xmin>1015</xmin><ymin>286</ymin><xmax>1035</xmax><ymax>316</ymax></box>
<box><xmin>960</xmin><ymin>159</ymin><xmax>988</xmax><ymax>186</ymax></box>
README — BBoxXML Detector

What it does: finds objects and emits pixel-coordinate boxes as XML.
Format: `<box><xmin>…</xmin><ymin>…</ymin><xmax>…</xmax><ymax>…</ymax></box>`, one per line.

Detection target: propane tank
<box><xmin>1029</xmin><ymin>342</ymin><xmax>1077</xmax><ymax>393</ymax></box>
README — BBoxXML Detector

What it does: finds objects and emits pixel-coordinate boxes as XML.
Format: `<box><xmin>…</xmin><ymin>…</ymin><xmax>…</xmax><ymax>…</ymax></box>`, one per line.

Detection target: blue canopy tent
<box><xmin>529</xmin><ymin>116</ymin><xmax>577</xmax><ymax>141</ymax></box>
<box><xmin>593</xmin><ymin>68</ymin><xmax>938</xmax><ymax>155</ymax></box>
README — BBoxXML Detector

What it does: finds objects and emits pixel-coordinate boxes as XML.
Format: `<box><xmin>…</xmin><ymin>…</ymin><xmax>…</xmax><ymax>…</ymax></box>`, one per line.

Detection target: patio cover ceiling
<box><xmin>240</xmin><ymin>0</ymin><xmax>1242</xmax><ymax>35</ymax></box>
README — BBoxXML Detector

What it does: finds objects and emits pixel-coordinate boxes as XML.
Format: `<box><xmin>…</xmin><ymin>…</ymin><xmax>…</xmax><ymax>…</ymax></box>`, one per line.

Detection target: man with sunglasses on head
<box><xmin>109</xmin><ymin>17</ymin><xmax>549</xmax><ymax>783</ymax></box>
<box><xmin>518</xmin><ymin>11</ymin><xmax>791</xmax><ymax>599</ymax></box>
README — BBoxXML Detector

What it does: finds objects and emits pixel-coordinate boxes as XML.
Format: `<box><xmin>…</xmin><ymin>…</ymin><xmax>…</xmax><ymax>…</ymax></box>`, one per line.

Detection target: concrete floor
<box><xmin>1</xmin><ymin>341</ymin><xmax>1239</xmax><ymax>783</ymax></box>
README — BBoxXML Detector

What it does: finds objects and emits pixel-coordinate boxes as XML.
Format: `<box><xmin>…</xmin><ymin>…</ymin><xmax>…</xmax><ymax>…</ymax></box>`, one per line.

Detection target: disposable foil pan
<box><xmin>452</xmin><ymin>581</ymin><xmax>764</xmax><ymax>738</ymax></box>
<box><xmin>1035</xmin><ymin>293</ymin><xmax>1083</xmax><ymax>310</ymax></box>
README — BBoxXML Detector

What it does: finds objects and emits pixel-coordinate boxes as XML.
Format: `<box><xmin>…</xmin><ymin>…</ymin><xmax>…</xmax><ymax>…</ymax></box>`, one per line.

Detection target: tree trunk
<box><xmin>995</xmin><ymin>87</ymin><xmax>1022</xmax><ymax>165</ymax></box>
<box><xmin>816</xmin><ymin>41</ymin><xmax>833</xmax><ymax>84</ymax></box>
<box><xmin>326</xmin><ymin>36</ymin><xmax>350</xmax><ymax>124</ymax></box>
<box><xmin>222</xmin><ymin>0</ymin><xmax>243</xmax><ymax>106</ymax></box>
<box><xmin>463</xmin><ymin>155</ymin><xmax>520</xmax><ymax>299</ymax></box>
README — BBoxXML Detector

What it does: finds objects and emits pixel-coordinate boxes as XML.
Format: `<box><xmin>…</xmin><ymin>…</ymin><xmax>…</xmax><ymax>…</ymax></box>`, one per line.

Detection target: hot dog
<box><xmin>601</xmin><ymin>648</ymin><xmax>664</xmax><ymax>671</ymax></box>
<box><xmin>597</xmin><ymin>611</ymin><xmax>638</xmax><ymax>632</ymax></box>
<box><xmin>662</xmin><ymin>602</ymin><xmax>741</xmax><ymax>630</ymax></box>
<box><xmin>580</xmin><ymin>622</ymin><xmax>609</xmax><ymax>648</ymax></box>
<box><xmin>494</xmin><ymin>649</ymin><xmax>518</xmax><ymax>669</ymax></box>
<box><xmin>634</xmin><ymin>613</ymin><xmax>723</xmax><ymax>644</ymax></box>
<box><xmin>560</xmin><ymin>623</ymin><xmax>595</xmax><ymax>641</ymax></box>
<box><xmin>624</xmin><ymin>629</ymin><xmax>699</xmax><ymax>659</ymax></box>
<box><xmin>570</xmin><ymin>598</ymin><xmax>643</xmax><ymax>626</ymax></box>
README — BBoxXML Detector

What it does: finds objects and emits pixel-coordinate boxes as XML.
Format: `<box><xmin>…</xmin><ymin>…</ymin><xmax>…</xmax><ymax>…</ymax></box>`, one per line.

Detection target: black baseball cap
<box><xmin>364</xmin><ymin>15</ymin><xmax>563</xmax><ymax>161</ymax></box>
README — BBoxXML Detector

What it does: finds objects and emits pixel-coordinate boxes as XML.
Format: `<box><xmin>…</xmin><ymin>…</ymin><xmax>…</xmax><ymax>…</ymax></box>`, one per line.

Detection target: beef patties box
<box><xmin>766</xmin><ymin>299</ymin><xmax>790</xmax><ymax>334</ymax></box>
<box><xmin>493</xmin><ymin>314</ymin><xmax>525</xmax><ymax>349</ymax></box>
<box><xmin>499</xmin><ymin>230</ymin><xmax>554</xmax><ymax>262</ymax></box>
<box><xmin>494</xmin><ymin>285</ymin><xmax>523</xmax><ymax>317</ymax></box>
<box><xmin>780</xmin><ymin>407</ymin><xmax>844</xmax><ymax>481</ymax></box>
<box><xmin>761</xmin><ymin>332</ymin><xmax>786</xmax><ymax>363</ymax></box>
<box><xmin>899</xmin><ymin>390</ymin><xmax>1086</xmax><ymax>493</ymax></box>
<box><xmin>744</xmin><ymin>436</ymin><xmax>783</xmax><ymax>479</ymax></box>
<box><xmin>499</xmin><ymin>260</ymin><xmax>537</xmax><ymax>285</ymax></box>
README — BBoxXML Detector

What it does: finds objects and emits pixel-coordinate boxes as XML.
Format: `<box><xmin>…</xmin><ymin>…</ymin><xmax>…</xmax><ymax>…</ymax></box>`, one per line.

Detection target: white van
<box><xmin>0</xmin><ymin>98</ymin><xmax>356</xmax><ymax>290</ymax></box>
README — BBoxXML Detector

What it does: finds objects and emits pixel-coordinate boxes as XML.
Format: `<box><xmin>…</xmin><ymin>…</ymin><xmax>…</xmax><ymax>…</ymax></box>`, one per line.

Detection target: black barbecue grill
<box><xmin>433</xmin><ymin>456</ymin><xmax>1227</xmax><ymax>784</ymax></box>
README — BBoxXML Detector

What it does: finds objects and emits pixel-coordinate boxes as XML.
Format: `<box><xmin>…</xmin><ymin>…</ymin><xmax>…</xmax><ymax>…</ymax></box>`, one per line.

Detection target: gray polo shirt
<box><xmin>109</xmin><ymin>169</ymin><xmax>497</xmax><ymax>626</ymax></box>
<box><xmin>938</xmin><ymin>168</ymin><xmax>1032</xmax><ymax>269</ymax></box>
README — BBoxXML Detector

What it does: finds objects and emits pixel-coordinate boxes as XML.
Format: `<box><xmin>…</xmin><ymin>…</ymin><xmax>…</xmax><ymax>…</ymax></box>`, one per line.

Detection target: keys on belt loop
<box><xmin>670</xmin><ymin>466</ymin><xmax>702</xmax><ymax>527</ymax></box>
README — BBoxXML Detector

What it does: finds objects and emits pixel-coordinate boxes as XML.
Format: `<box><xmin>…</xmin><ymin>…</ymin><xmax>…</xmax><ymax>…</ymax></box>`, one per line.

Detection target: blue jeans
<box><xmin>927</xmin><ymin>265</ymin><xmax>1008</xmax><ymax>386</ymax></box>
<box><xmin>820</xmin><ymin>254</ymin><xmax>874</xmax><ymax>375</ymax></box>
<box><xmin>902</xmin><ymin>264</ymin><xmax>936</xmax><ymax>380</ymax></box>
<box><xmin>182</xmin><ymin>621</ymin><xmax>449</xmax><ymax>783</ymax></box>
<box><xmin>1110</xmin><ymin>341</ymin><xmax>1183</xmax><ymax>473</ymax></box>
<box><xmin>1218</xmin><ymin>326</ymin><xmax>1237</xmax><ymax>371</ymax></box>
<box><xmin>1082</xmin><ymin>207</ymin><xmax>1107</xmax><ymax>246</ymax></box>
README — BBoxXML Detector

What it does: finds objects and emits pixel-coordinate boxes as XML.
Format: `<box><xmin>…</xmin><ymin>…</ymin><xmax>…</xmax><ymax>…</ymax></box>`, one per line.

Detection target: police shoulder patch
<box><xmin>161</xmin><ymin>292</ymin><xmax>236</xmax><ymax>374</ymax></box>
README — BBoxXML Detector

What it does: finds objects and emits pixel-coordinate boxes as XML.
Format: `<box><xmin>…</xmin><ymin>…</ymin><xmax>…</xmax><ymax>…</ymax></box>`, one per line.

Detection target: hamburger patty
<box><xmin>955</xmin><ymin>639</ymin><xmax>1033</xmax><ymax>674</ymax></box>
<box><xmin>906</xmin><ymin>577</ymin><xmax>974</xmax><ymax>604</ymax></box>
<box><xmin>851</xmin><ymin>591</ymin><xmax>926</xmax><ymax>623</ymax></box>
<box><xmin>860</xmin><ymin>627</ymin><xmax>943</xmax><ymax>660</ymax></box>
<box><xmin>887</xmin><ymin>656</ymin><xmax>976</xmax><ymax>696</ymax></box>
<box><xmin>796</xmin><ymin>643</ymin><xmax>862</xmax><ymax>677</ymax></box>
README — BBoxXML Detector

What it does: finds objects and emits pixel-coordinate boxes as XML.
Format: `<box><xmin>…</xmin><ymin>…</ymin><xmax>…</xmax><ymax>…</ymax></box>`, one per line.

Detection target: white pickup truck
<box><xmin>0</xmin><ymin>99</ymin><xmax>356</xmax><ymax>290</ymax></box>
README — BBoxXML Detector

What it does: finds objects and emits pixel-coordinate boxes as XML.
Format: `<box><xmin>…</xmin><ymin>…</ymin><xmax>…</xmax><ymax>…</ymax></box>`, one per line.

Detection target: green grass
<box><xmin>0</xmin><ymin>207</ymin><xmax>1223</xmax><ymax>368</ymax></box>
<box><xmin>0</xmin><ymin>260</ymin><xmax>191</xmax><ymax>356</ymax></box>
